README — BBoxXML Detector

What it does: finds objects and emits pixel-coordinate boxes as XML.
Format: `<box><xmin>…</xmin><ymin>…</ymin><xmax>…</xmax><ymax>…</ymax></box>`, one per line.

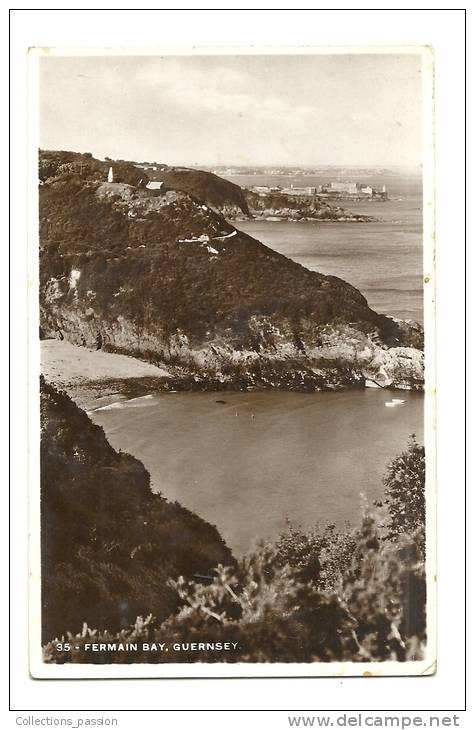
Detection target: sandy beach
<box><xmin>41</xmin><ymin>339</ymin><xmax>170</xmax><ymax>410</ymax></box>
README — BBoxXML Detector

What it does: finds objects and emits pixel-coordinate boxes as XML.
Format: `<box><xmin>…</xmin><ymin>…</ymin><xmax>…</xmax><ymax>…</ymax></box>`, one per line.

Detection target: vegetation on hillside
<box><xmin>39</xmin><ymin>149</ymin><xmax>148</xmax><ymax>187</ymax></box>
<box><xmin>157</xmin><ymin>166</ymin><xmax>250</xmax><ymax>217</ymax></box>
<box><xmin>39</xmin><ymin>150</ymin><xmax>406</xmax><ymax>356</ymax></box>
<box><xmin>378</xmin><ymin>435</ymin><xmax>426</xmax><ymax>553</ymax></box>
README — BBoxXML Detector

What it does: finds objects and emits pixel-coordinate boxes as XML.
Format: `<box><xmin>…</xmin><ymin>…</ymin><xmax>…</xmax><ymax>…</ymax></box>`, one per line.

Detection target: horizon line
<box><xmin>39</xmin><ymin>146</ymin><xmax>422</xmax><ymax>172</ymax></box>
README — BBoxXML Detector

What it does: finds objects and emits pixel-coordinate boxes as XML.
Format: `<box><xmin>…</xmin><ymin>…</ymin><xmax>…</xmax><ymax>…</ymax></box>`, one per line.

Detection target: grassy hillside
<box><xmin>40</xmin><ymin>377</ymin><xmax>233</xmax><ymax>642</ymax></box>
<box><xmin>153</xmin><ymin>166</ymin><xmax>250</xmax><ymax>217</ymax></box>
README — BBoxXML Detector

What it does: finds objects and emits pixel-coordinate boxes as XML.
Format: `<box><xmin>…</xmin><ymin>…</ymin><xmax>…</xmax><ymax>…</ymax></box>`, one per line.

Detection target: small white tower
<box><xmin>108</xmin><ymin>166</ymin><xmax>114</xmax><ymax>183</ymax></box>
<box><xmin>382</xmin><ymin>184</ymin><xmax>386</xmax><ymax>193</ymax></box>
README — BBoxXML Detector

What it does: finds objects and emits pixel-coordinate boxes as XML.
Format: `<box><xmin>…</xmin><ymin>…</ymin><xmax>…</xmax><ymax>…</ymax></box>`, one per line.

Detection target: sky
<box><xmin>39</xmin><ymin>53</ymin><xmax>422</xmax><ymax>168</ymax></box>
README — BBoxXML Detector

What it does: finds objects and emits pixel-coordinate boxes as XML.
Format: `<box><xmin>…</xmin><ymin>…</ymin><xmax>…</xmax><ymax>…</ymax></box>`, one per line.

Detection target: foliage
<box><xmin>43</xmin><ymin>514</ymin><xmax>426</xmax><ymax>664</ymax></box>
<box><xmin>39</xmin><ymin>149</ymin><xmax>148</xmax><ymax>187</ymax></box>
<box><xmin>338</xmin><ymin>516</ymin><xmax>425</xmax><ymax>661</ymax></box>
<box><xmin>273</xmin><ymin>521</ymin><xmax>357</xmax><ymax>590</ymax></box>
<box><xmin>378</xmin><ymin>436</ymin><xmax>426</xmax><ymax>551</ymax></box>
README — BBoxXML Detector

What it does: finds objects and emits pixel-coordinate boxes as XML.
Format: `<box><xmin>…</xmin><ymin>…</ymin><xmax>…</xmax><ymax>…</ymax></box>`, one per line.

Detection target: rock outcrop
<box><xmin>244</xmin><ymin>190</ymin><xmax>374</xmax><ymax>222</ymax></box>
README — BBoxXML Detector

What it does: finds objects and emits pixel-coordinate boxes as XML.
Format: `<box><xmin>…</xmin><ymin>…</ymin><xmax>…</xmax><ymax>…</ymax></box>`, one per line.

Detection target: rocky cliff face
<box><xmin>39</xmin><ymin>151</ymin><xmax>423</xmax><ymax>392</ymax></box>
<box><xmin>40</xmin><ymin>377</ymin><xmax>233</xmax><ymax>642</ymax></box>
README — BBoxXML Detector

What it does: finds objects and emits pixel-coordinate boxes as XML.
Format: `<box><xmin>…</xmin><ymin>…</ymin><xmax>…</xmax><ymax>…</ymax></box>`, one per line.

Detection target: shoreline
<box><xmin>251</xmin><ymin>215</ymin><xmax>377</xmax><ymax>223</ymax></box>
<box><xmin>41</xmin><ymin>339</ymin><xmax>171</xmax><ymax>410</ymax></box>
<box><xmin>230</xmin><ymin>214</ymin><xmax>378</xmax><ymax>223</ymax></box>
<box><xmin>41</xmin><ymin>338</ymin><xmax>421</xmax><ymax>412</ymax></box>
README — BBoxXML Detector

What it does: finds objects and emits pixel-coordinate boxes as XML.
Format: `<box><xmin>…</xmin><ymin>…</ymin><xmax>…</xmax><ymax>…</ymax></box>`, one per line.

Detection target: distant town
<box><xmin>247</xmin><ymin>181</ymin><xmax>388</xmax><ymax>201</ymax></box>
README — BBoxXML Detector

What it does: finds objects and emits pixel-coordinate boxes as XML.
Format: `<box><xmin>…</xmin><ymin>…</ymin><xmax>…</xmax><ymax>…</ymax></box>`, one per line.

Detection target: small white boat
<box><xmin>385</xmin><ymin>402</ymin><xmax>397</xmax><ymax>408</ymax></box>
<box><xmin>391</xmin><ymin>398</ymin><xmax>406</xmax><ymax>404</ymax></box>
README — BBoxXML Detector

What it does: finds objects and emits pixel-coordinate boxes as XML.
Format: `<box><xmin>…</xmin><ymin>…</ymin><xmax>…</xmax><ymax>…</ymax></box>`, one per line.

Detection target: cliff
<box><xmin>39</xmin><ymin>150</ymin><xmax>423</xmax><ymax>391</ymax></box>
<box><xmin>40</xmin><ymin>377</ymin><xmax>233</xmax><ymax>642</ymax></box>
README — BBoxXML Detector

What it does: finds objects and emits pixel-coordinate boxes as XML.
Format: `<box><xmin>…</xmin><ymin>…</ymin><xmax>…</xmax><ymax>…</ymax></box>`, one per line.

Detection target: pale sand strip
<box><xmin>41</xmin><ymin>339</ymin><xmax>171</xmax><ymax>409</ymax></box>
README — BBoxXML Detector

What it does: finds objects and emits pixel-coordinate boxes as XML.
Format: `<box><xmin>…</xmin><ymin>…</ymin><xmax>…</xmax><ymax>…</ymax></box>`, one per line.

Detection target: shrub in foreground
<box><xmin>43</xmin><ymin>513</ymin><xmax>425</xmax><ymax>664</ymax></box>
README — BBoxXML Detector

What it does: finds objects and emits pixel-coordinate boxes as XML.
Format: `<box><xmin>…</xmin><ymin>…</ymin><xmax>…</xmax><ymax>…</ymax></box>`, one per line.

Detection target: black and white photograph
<box><xmin>30</xmin><ymin>47</ymin><xmax>435</xmax><ymax>678</ymax></box>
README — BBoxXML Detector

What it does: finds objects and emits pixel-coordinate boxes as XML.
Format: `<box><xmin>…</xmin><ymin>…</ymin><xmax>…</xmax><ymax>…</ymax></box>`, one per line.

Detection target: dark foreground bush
<box><xmin>381</xmin><ymin>435</ymin><xmax>426</xmax><ymax>551</ymax></box>
<box><xmin>43</xmin><ymin>511</ymin><xmax>426</xmax><ymax>664</ymax></box>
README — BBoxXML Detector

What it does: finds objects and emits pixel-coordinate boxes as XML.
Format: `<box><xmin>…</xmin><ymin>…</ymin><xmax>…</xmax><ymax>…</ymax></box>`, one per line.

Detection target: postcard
<box><xmin>28</xmin><ymin>46</ymin><xmax>436</xmax><ymax>678</ymax></box>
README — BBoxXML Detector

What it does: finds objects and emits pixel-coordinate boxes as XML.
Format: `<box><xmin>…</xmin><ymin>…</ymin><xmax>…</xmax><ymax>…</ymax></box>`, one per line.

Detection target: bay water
<box><xmin>92</xmin><ymin>389</ymin><xmax>423</xmax><ymax>555</ymax></box>
<box><xmin>92</xmin><ymin>172</ymin><xmax>424</xmax><ymax>555</ymax></box>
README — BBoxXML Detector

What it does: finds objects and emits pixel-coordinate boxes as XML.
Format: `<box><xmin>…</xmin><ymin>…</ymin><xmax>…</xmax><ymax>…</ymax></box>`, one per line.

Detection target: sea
<box><xmin>91</xmin><ymin>172</ymin><xmax>424</xmax><ymax>556</ymax></box>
